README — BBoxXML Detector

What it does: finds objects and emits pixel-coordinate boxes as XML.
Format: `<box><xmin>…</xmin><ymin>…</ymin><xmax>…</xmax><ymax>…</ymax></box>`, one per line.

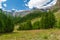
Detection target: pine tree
<box><xmin>40</xmin><ymin>11</ymin><xmax>56</xmax><ymax>29</ymax></box>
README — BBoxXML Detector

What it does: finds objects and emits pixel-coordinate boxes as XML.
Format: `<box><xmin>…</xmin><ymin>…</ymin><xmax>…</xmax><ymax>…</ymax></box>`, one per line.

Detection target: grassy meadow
<box><xmin>0</xmin><ymin>10</ymin><xmax>60</xmax><ymax>40</ymax></box>
<box><xmin>0</xmin><ymin>29</ymin><xmax>60</xmax><ymax>40</ymax></box>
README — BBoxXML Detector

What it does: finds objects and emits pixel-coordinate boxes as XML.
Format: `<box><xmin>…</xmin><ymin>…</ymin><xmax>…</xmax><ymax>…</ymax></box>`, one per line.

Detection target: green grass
<box><xmin>0</xmin><ymin>29</ymin><xmax>60</xmax><ymax>40</ymax></box>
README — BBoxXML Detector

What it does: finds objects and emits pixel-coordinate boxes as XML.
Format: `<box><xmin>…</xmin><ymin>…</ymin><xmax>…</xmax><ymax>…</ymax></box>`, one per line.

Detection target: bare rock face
<box><xmin>51</xmin><ymin>0</ymin><xmax>60</xmax><ymax>11</ymax></box>
<box><xmin>56</xmin><ymin>0</ymin><xmax>60</xmax><ymax>8</ymax></box>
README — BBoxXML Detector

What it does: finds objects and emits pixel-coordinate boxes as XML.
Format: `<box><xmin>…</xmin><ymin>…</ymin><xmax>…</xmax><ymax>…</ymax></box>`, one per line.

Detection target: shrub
<box><xmin>32</xmin><ymin>21</ymin><xmax>41</xmax><ymax>29</ymax></box>
<box><xmin>18</xmin><ymin>21</ymin><xmax>32</xmax><ymax>30</ymax></box>
<box><xmin>0</xmin><ymin>9</ymin><xmax>14</xmax><ymax>33</ymax></box>
<box><xmin>55</xmin><ymin>19</ymin><xmax>60</xmax><ymax>28</ymax></box>
<box><xmin>40</xmin><ymin>11</ymin><xmax>56</xmax><ymax>29</ymax></box>
<box><xmin>13</xmin><ymin>16</ymin><xmax>21</xmax><ymax>25</ymax></box>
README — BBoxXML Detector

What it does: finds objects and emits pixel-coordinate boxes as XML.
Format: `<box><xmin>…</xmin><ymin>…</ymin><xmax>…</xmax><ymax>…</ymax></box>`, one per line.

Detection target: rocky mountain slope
<box><xmin>55</xmin><ymin>0</ymin><xmax>60</xmax><ymax>9</ymax></box>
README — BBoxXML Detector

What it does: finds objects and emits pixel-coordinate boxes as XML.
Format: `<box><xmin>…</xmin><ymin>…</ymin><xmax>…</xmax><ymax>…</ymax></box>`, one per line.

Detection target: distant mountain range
<box><xmin>3</xmin><ymin>10</ymin><xmax>31</xmax><ymax>17</ymax></box>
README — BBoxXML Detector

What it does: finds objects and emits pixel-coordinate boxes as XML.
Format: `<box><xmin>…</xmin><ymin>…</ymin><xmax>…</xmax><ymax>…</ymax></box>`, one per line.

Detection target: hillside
<box><xmin>56</xmin><ymin>0</ymin><xmax>60</xmax><ymax>7</ymax></box>
<box><xmin>55</xmin><ymin>0</ymin><xmax>60</xmax><ymax>9</ymax></box>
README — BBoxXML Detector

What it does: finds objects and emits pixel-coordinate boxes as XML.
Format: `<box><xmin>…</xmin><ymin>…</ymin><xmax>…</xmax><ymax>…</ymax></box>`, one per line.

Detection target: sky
<box><xmin>0</xmin><ymin>0</ymin><xmax>30</xmax><ymax>10</ymax></box>
<box><xmin>0</xmin><ymin>0</ymin><xmax>57</xmax><ymax>11</ymax></box>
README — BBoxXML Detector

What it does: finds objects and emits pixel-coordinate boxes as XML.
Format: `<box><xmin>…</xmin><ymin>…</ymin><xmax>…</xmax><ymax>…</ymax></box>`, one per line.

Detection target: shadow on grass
<box><xmin>0</xmin><ymin>32</ymin><xmax>18</xmax><ymax>36</ymax></box>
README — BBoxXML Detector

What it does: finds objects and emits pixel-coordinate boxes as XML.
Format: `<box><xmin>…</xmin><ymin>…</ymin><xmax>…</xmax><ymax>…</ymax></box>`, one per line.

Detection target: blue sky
<box><xmin>0</xmin><ymin>0</ymin><xmax>57</xmax><ymax>11</ymax></box>
<box><xmin>2</xmin><ymin>0</ymin><xmax>30</xmax><ymax>10</ymax></box>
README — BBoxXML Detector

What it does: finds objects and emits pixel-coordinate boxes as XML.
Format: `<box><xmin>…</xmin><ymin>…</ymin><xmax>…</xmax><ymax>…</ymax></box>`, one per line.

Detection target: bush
<box><xmin>18</xmin><ymin>21</ymin><xmax>32</xmax><ymax>30</ymax></box>
<box><xmin>13</xmin><ymin>16</ymin><xmax>21</xmax><ymax>25</ymax></box>
<box><xmin>55</xmin><ymin>19</ymin><xmax>60</xmax><ymax>28</ymax></box>
<box><xmin>40</xmin><ymin>11</ymin><xmax>56</xmax><ymax>29</ymax></box>
<box><xmin>32</xmin><ymin>21</ymin><xmax>41</xmax><ymax>29</ymax></box>
<box><xmin>0</xmin><ymin>9</ymin><xmax>14</xmax><ymax>33</ymax></box>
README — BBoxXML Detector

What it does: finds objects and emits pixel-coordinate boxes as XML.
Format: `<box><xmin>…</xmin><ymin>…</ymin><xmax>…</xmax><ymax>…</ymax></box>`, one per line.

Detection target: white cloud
<box><xmin>24</xmin><ymin>0</ymin><xmax>27</xmax><ymax>2</ymax></box>
<box><xmin>12</xmin><ymin>8</ymin><xmax>16</xmax><ymax>10</ymax></box>
<box><xmin>25</xmin><ymin>4</ymin><xmax>28</xmax><ymax>6</ymax></box>
<box><xmin>26</xmin><ymin>0</ymin><xmax>57</xmax><ymax>9</ymax></box>
<box><xmin>0</xmin><ymin>0</ymin><xmax>7</xmax><ymax>9</ymax></box>
<box><xmin>2</xmin><ymin>0</ymin><xmax>7</xmax><ymax>2</ymax></box>
<box><xmin>0</xmin><ymin>3</ymin><xmax>2</xmax><ymax>8</ymax></box>
<box><xmin>3</xmin><ymin>4</ymin><xmax>7</xmax><ymax>7</ymax></box>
